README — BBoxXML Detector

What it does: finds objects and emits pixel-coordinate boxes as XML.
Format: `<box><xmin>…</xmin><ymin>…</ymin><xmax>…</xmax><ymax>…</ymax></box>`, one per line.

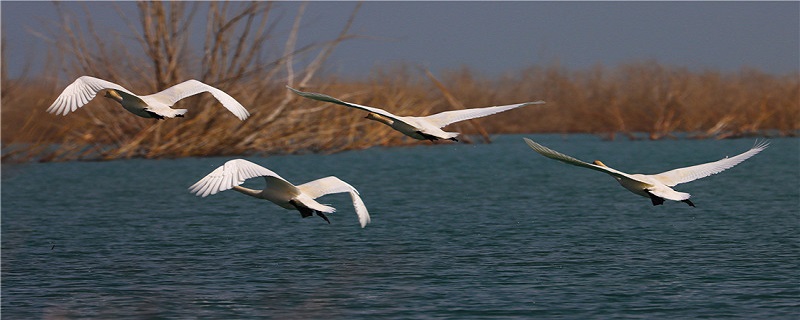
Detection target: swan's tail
<box><xmin>173</xmin><ymin>109</ymin><xmax>188</xmax><ymax>118</ymax></box>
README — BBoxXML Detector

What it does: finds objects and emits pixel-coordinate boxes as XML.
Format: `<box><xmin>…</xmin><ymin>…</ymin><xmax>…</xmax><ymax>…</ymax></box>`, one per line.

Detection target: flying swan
<box><xmin>523</xmin><ymin>138</ymin><xmax>769</xmax><ymax>206</ymax></box>
<box><xmin>288</xmin><ymin>86</ymin><xmax>544</xmax><ymax>141</ymax></box>
<box><xmin>189</xmin><ymin>159</ymin><xmax>370</xmax><ymax>228</ymax></box>
<box><xmin>48</xmin><ymin>76</ymin><xmax>250</xmax><ymax>120</ymax></box>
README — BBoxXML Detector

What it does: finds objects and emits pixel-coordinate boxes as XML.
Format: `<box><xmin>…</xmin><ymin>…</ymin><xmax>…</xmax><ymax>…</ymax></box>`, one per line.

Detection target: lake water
<box><xmin>2</xmin><ymin>134</ymin><xmax>798</xmax><ymax>319</ymax></box>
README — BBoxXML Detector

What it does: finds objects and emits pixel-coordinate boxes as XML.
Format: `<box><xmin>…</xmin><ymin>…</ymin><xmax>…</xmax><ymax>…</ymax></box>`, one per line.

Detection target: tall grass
<box><xmin>485</xmin><ymin>62</ymin><xmax>799</xmax><ymax>140</ymax></box>
<box><xmin>2</xmin><ymin>3</ymin><xmax>798</xmax><ymax>163</ymax></box>
<box><xmin>3</xmin><ymin>1</ymin><xmax>364</xmax><ymax>162</ymax></box>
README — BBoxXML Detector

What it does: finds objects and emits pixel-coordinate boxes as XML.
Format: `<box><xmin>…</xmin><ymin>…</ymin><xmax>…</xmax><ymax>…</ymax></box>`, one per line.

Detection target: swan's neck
<box><xmin>365</xmin><ymin>113</ymin><xmax>394</xmax><ymax>125</ymax></box>
<box><xmin>232</xmin><ymin>186</ymin><xmax>262</xmax><ymax>198</ymax></box>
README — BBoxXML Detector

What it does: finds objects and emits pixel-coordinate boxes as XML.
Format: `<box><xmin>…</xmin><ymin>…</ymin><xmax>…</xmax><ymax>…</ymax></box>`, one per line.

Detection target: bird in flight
<box><xmin>48</xmin><ymin>76</ymin><xmax>250</xmax><ymax>120</ymax></box>
<box><xmin>288</xmin><ymin>86</ymin><xmax>544</xmax><ymax>142</ymax></box>
<box><xmin>523</xmin><ymin>138</ymin><xmax>769</xmax><ymax>206</ymax></box>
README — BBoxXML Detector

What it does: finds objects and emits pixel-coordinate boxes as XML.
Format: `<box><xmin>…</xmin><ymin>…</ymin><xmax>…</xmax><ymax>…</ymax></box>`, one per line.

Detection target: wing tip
<box><xmin>286</xmin><ymin>85</ymin><xmax>307</xmax><ymax>97</ymax></box>
<box><xmin>753</xmin><ymin>139</ymin><xmax>770</xmax><ymax>151</ymax></box>
<box><xmin>358</xmin><ymin>209</ymin><xmax>371</xmax><ymax>228</ymax></box>
<box><xmin>523</xmin><ymin>100</ymin><xmax>546</xmax><ymax>107</ymax></box>
<box><xmin>522</xmin><ymin>137</ymin><xmax>545</xmax><ymax>151</ymax></box>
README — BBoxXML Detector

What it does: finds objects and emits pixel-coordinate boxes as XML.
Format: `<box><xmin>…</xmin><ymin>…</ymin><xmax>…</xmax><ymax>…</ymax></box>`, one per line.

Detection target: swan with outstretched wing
<box><xmin>523</xmin><ymin>138</ymin><xmax>769</xmax><ymax>206</ymax></box>
<box><xmin>48</xmin><ymin>76</ymin><xmax>250</xmax><ymax>120</ymax></box>
<box><xmin>288</xmin><ymin>86</ymin><xmax>544</xmax><ymax>141</ymax></box>
<box><xmin>190</xmin><ymin>159</ymin><xmax>370</xmax><ymax>227</ymax></box>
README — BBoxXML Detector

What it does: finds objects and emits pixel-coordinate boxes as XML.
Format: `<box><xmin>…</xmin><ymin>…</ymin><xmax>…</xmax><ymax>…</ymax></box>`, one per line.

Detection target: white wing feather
<box><xmin>47</xmin><ymin>76</ymin><xmax>136</xmax><ymax>116</ymax></box>
<box><xmin>424</xmin><ymin>101</ymin><xmax>545</xmax><ymax>128</ymax></box>
<box><xmin>652</xmin><ymin>140</ymin><xmax>769</xmax><ymax>186</ymax></box>
<box><xmin>297</xmin><ymin>176</ymin><xmax>371</xmax><ymax>228</ymax></box>
<box><xmin>151</xmin><ymin>80</ymin><xmax>250</xmax><ymax>120</ymax></box>
<box><xmin>523</xmin><ymin>138</ymin><xmax>634</xmax><ymax>180</ymax></box>
<box><xmin>189</xmin><ymin>159</ymin><xmax>288</xmax><ymax>197</ymax></box>
<box><xmin>288</xmin><ymin>86</ymin><xmax>406</xmax><ymax>122</ymax></box>
<box><xmin>289</xmin><ymin>86</ymin><xmax>544</xmax><ymax>130</ymax></box>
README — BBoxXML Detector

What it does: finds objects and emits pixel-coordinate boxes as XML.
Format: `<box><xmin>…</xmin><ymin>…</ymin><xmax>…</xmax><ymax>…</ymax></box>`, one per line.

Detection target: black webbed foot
<box><xmin>682</xmin><ymin>199</ymin><xmax>695</xmax><ymax>207</ymax></box>
<box><xmin>449</xmin><ymin>137</ymin><xmax>459</xmax><ymax>142</ymax></box>
<box><xmin>317</xmin><ymin>212</ymin><xmax>331</xmax><ymax>224</ymax></box>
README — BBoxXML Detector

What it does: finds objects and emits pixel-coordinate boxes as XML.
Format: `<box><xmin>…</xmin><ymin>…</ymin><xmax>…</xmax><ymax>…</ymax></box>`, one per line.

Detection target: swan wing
<box><xmin>151</xmin><ymin>80</ymin><xmax>250</xmax><ymax>120</ymax></box>
<box><xmin>297</xmin><ymin>176</ymin><xmax>371</xmax><ymax>228</ymax></box>
<box><xmin>652</xmin><ymin>140</ymin><xmax>769</xmax><ymax>187</ymax></box>
<box><xmin>523</xmin><ymin>138</ymin><xmax>634</xmax><ymax>180</ymax></box>
<box><xmin>189</xmin><ymin>159</ymin><xmax>290</xmax><ymax>197</ymax></box>
<box><xmin>47</xmin><ymin>76</ymin><xmax>138</xmax><ymax>116</ymax></box>
<box><xmin>424</xmin><ymin>101</ymin><xmax>545</xmax><ymax>128</ymax></box>
<box><xmin>287</xmin><ymin>86</ymin><xmax>402</xmax><ymax>122</ymax></box>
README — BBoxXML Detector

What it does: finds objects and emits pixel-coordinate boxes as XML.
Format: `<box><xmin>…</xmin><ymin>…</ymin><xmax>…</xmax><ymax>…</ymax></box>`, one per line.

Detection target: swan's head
<box><xmin>104</xmin><ymin>89</ymin><xmax>123</xmax><ymax>102</ymax></box>
<box><xmin>365</xmin><ymin>113</ymin><xmax>393</xmax><ymax>125</ymax></box>
<box><xmin>593</xmin><ymin>160</ymin><xmax>608</xmax><ymax>167</ymax></box>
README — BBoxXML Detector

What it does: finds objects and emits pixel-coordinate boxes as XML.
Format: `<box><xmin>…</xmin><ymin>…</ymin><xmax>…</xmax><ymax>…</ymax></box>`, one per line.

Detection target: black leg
<box><xmin>145</xmin><ymin>110</ymin><xmax>165</xmax><ymax>120</ymax></box>
<box><xmin>417</xmin><ymin>131</ymin><xmax>440</xmax><ymax>141</ymax></box>
<box><xmin>682</xmin><ymin>199</ymin><xmax>695</xmax><ymax>207</ymax></box>
<box><xmin>647</xmin><ymin>191</ymin><xmax>665</xmax><ymax>206</ymax></box>
<box><xmin>290</xmin><ymin>200</ymin><xmax>315</xmax><ymax>218</ymax></box>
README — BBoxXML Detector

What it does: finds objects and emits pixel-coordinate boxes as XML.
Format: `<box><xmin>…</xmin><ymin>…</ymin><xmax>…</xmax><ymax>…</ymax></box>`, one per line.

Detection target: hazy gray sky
<box><xmin>2</xmin><ymin>1</ymin><xmax>798</xmax><ymax>79</ymax></box>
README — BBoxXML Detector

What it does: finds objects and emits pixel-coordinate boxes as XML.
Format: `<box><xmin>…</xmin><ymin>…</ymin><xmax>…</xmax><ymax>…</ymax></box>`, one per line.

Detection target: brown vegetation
<box><xmin>2</xmin><ymin>2</ymin><xmax>798</xmax><ymax>163</ymax></box>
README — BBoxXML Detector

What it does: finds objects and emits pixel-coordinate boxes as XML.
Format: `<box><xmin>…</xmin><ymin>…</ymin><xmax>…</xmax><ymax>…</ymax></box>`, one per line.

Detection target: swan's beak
<box><xmin>593</xmin><ymin>160</ymin><xmax>607</xmax><ymax>167</ymax></box>
<box><xmin>104</xmin><ymin>89</ymin><xmax>123</xmax><ymax>102</ymax></box>
<box><xmin>364</xmin><ymin>113</ymin><xmax>393</xmax><ymax>125</ymax></box>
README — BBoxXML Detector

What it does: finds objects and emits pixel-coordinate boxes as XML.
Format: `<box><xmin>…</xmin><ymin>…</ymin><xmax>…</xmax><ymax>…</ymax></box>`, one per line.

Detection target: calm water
<box><xmin>3</xmin><ymin>134</ymin><xmax>799</xmax><ymax>319</ymax></box>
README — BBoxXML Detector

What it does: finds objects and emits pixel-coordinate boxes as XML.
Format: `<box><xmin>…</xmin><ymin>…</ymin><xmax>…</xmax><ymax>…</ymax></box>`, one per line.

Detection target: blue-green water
<box><xmin>3</xmin><ymin>134</ymin><xmax>799</xmax><ymax>318</ymax></box>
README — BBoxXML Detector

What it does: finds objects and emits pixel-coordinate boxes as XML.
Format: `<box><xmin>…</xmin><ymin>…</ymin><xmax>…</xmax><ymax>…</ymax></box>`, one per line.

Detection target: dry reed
<box><xmin>2</xmin><ymin>3</ymin><xmax>798</xmax><ymax>163</ymax></box>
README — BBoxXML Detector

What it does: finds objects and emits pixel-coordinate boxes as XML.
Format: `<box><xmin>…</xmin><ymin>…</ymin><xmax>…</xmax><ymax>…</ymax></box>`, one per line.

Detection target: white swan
<box><xmin>523</xmin><ymin>138</ymin><xmax>769</xmax><ymax>206</ymax></box>
<box><xmin>48</xmin><ymin>76</ymin><xmax>250</xmax><ymax>120</ymax></box>
<box><xmin>189</xmin><ymin>159</ymin><xmax>370</xmax><ymax>227</ymax></box>
<box><xmin>288</xmin><ymin>86</ymin><xmax>544</xmax><ymax>141</ymax></box>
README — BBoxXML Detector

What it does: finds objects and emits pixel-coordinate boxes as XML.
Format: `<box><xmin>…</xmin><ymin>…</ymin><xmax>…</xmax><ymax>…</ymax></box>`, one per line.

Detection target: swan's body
<box><xmin>523</xmin><ymin>138</ymin><xmax>769</xmax><ymax>206</ymax></box>
<box><xmin>189</xmin><ymin>159</ymin><xmax>370</xmax><ymax>227</ymax></box>
<box><xmin>48</xmin><ymin>76</ymin><xmax>250</xmax><ymax>120</ymax></box>
<box><xmin>288</xmin><ymin>86</ymin><xmax>544</xmax><ymax>141</ymax></box>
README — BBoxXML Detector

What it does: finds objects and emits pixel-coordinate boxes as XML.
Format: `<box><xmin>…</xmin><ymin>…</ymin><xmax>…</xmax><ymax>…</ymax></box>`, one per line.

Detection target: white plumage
<box><xmin>189</xmin><ymin>159</ymin><xmax>370</xmax><ymax>228</ymax></box>
<box><xmin>48</xmin><ymin>76</ymin><xmax>250</xmax><ymax>120</ymax></box>
<box><xmin>523</xmin><ymin>138</ymin><xmax>769</xmax><ymax>206</ymax></box>
<box><xmin>288</xmin><ymin>86</ymin><xmax>544</xmax><ymax>141</ymax></box>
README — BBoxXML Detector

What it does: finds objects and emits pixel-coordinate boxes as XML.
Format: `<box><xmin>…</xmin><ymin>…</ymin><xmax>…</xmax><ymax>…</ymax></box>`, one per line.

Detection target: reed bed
<box><xmin>2</xmin><ymin>2</ymin><xmax>798</xmax><ymax>163</ymax></box>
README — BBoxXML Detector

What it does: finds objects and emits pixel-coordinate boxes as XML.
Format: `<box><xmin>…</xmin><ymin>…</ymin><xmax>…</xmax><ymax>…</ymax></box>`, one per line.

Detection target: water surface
<box><xmin>3</xmin><ymin>134</ymin><xmax>798</xmax><ymax>318</ymax></box>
